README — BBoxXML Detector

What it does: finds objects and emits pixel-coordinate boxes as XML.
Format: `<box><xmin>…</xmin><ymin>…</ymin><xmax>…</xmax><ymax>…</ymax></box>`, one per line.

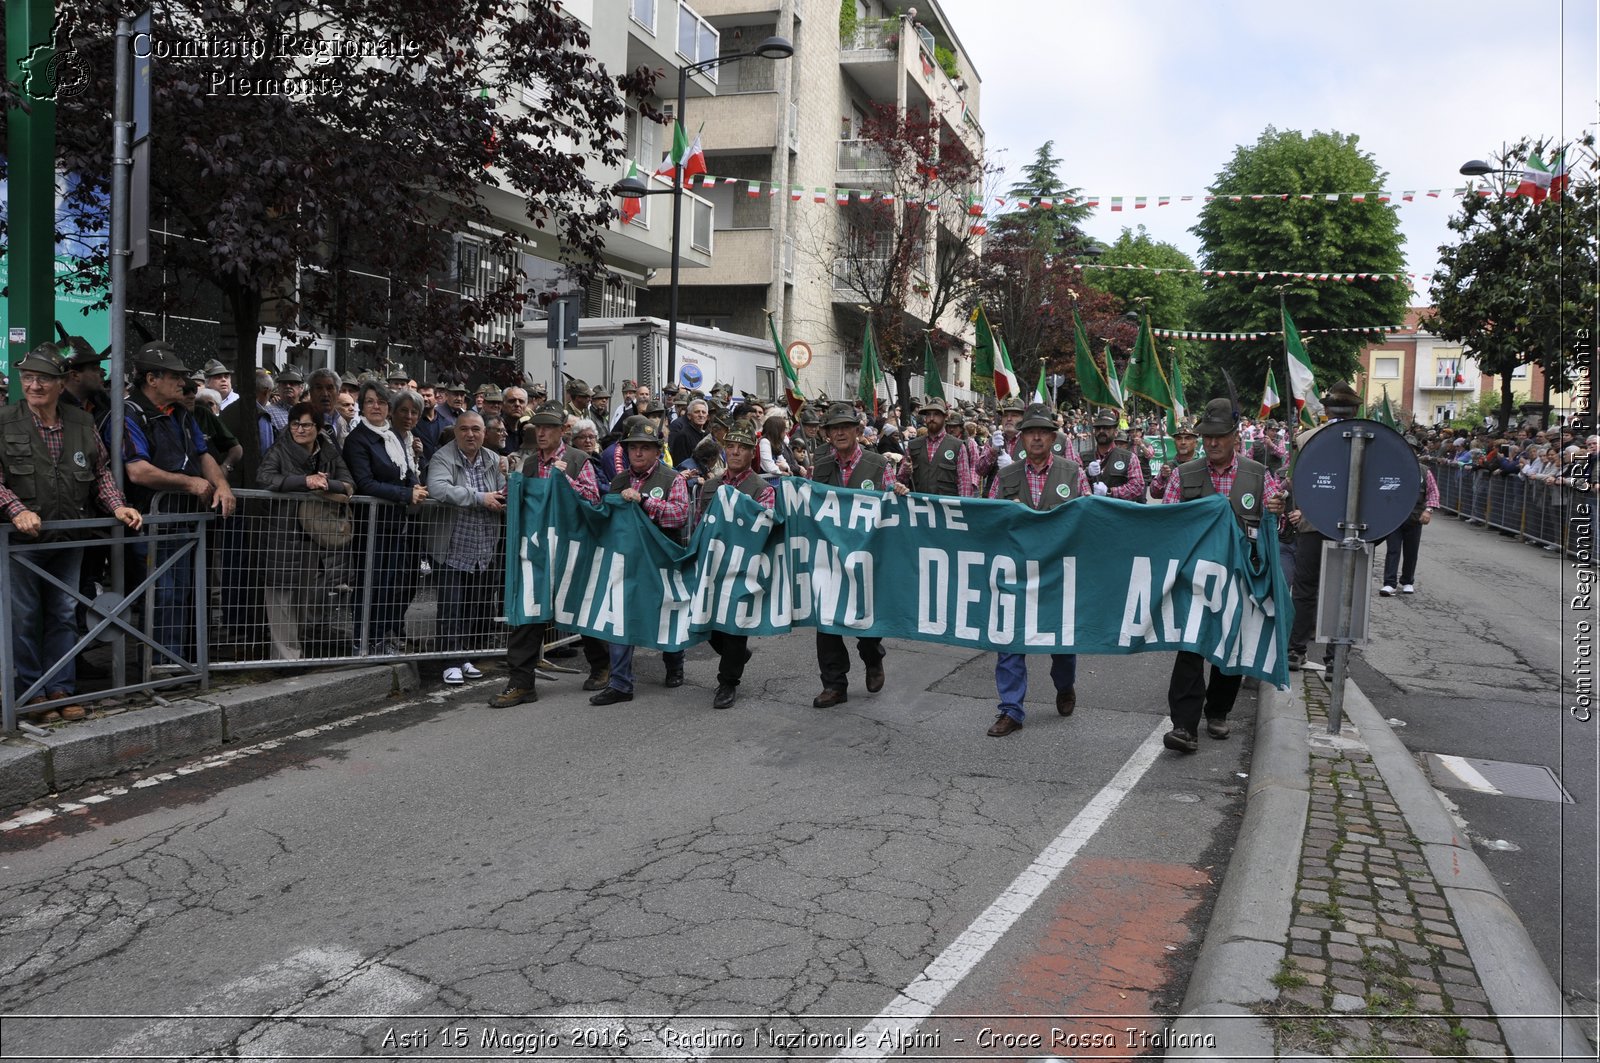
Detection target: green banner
<box><xmin>507</xmin><ymin>476</ymin><xmax>1291</xmax><ymax>687</ymax></box>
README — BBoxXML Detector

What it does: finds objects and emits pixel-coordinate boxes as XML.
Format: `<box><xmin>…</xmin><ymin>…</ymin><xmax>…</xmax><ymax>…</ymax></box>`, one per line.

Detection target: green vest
<box><xmin>996</xmin><ymin>456</ymin><xmax>1083</xmax><ymax>511</ymax></box>
<box><xmin>0</xmin><ymin>404</ymin><xmax>103</xmax><ymax>540</ymax></box>
<box><xmin>1086</xmin><ymin>445</ymin><xmax>1135</xmax><ymax>489</ymax></box>
<box><xmin>1177</xmin><ymin>455</ymin><xmax>1268</xmax><ymax>530</ymax></box>
<box><xmin>609</xmin><ymin>460</ymin><xmax>684</xmax><ymax>542</ymax></box>
<box><xmin>812</xmin><ymin>447</ymin><xmax>890</xmax><ymax>491</ymax></box>
<box><xmin>910</xmin><ymin>432</ymin><xmax>962</xmax><ymax>495</ymax></box>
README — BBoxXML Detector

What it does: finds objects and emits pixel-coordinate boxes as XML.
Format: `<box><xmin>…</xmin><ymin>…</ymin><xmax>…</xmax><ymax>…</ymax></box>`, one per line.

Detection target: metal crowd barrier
<box><xmin>1425</xmin><ymin>460</ymin><xmax>1594</xmax><ymax>557</ymax></box>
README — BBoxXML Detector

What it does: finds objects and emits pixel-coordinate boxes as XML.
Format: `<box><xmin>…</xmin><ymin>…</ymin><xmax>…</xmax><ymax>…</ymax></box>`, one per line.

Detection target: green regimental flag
<box><xmin>922</xmin><ymin>335</ymin><xmax>946</xmax><ymax>401</ymax></box>
<box><xmin>859</xmin><ymin>321</ymin><xmax>884</xmax><ymax>414</ymax></box>
<box><xmin>1034</xmin><ymin>362</ymin><xmax>1050</xmax><ymax>404</ymax></box>
<box><xmin>506</xmin><ymin>476</ymin><xmax>1291</xmax><ymax>687</ymax></box>
<box><xmin>1165</xmin><ymin>349</ymin><xmax>1188</xmax><ymax>435</ymax></box>
<box><xmin>1373</xmin><ymin>386</ymin><xmax>1399</xmax><ymax>428</ymax></box>
<box><xmin>1122</xmin><ymin>316</ymin><xmax>1174</xmax><ymax>409</ymax></box>
<box><xmin>1073</xmin><ymin>310</ymin><xmax>1119</xmax><ymax>408</ymax></box>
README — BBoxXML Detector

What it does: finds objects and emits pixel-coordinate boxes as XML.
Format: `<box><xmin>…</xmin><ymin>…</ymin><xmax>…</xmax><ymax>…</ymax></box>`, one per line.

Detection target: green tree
<box><xmin>1095</xmin><ymin>225</ymin><xmax>1209</xmax><ymax>397</ymax></box>
<box><xmin>1191</xmin><ymin>127</ymin><xmax>1409</xmax><ymax>398</ymax></box>
<box><xmin>1427</xmin><ymin>135</ymin><xmax>1597</xmax><ymax>429</ymax></box>
<box><xmin>999</xmin><ymin>141</ymin><xmax>1093</xmax><ymax>251</ymax></box>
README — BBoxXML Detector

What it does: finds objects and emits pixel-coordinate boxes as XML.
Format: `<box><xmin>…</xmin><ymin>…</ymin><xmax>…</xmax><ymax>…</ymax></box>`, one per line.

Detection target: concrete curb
<box><xmin>1169</xmin><ymin>678</ymin><xmax>1308</xmax><ymax>1059</ymax></box>
<box><xmin>0</xmin><ymin>664</ymin><xmax>419</xmax><ymax>810</ymax></box>
<box><xmin>1339</xmin><ymin>679</ymin><xmax>1594</xmax><ymax>1061</ymax></box>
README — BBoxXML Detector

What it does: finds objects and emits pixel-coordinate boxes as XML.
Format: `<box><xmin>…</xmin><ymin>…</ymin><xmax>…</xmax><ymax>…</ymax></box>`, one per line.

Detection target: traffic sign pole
<box><xmin>1326</xmin><ymin>427</ymin><xmax>1369</xmax><ymax>734</ymax></box>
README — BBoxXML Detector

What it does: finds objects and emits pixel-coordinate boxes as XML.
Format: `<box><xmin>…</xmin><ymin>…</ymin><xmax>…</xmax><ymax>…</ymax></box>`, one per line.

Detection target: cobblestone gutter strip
<box><xmin>1336</xmin><ymin>676</ymin><xmax>1595</xmax><ymax>1062</ymax></box>
<box><xmin>1169</xmin><ymin>677</ymin><xmax>1308</xmax><ymax>1060</ymax></box>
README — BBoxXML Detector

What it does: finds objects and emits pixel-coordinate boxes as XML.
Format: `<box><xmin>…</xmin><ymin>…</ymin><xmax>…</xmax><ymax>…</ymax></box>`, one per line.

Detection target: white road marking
<box><xmin>831</xmin><ymin>719</ymin><xmax>1172</xmax><ymax>1062</ymax></box>
<box><xmin>1435</xmin><ymin>754</ymin><xmax>1503</xmax><ymax>795</ymax></box>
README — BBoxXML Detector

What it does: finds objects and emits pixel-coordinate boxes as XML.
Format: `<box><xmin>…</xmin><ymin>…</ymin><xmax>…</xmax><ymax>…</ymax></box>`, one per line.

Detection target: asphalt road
<box><xmin>1344</xmin><ymin>511</ymin><xmax>1598</xmax><ymax>1018</ymax></box>
<box><xmin>0</xmin><ymin>628</ymin><xmax>1256</xmax><ymax>1060</ymax></box>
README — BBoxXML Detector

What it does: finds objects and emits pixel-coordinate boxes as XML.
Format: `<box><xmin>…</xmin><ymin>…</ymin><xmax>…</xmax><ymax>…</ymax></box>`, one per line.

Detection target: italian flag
<box><xmin>972</xmin><ymin>305</ymin><xmax>1020</xmax><ymax>400</ymax></box>
<box><xmin>1034</xmin><ymin>363</ymin><xmax>1050</xmax><ymax>405</ymax></box>
<box><xmin>1259</xmin><ymin>367</ymin><xmax>1280</xmax><ymax>418</ymax></box>
<box><xmin>1515</xmin><ymin>151</ymin><xmax>1553</xmax><ymax>202</ymax></box>
<box><xmin>1548</xmin><ymin>151</ymin><xmax>1570</xmax><ymax>201</ymax></box>
<box><xmin>1282</xmin><ymin>308</ymin><xmax>1323</xmax><ymax>424</ymax></box>
<box><xmin>768</xmin><ymin>312</ymin><xmax>807</xmax><ymax>416</ymax></box>
<box><xmin>619</xmin><ymin>161</ymin><xmax>642</xmax><ymax>225</ymax></box>
<box><xmin>655</xmin><ymin>121</ymin><xmax>706</xmax><ymax>182</ymax></box>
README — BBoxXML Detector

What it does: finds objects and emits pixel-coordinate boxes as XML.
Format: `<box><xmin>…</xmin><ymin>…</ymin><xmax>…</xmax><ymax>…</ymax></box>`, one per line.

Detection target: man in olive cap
<box><xmin>973</xmin><ymin>396</ymin><xmax>1027</xmax><ymax>494</ymax></box>
<box><xmin>1083</xmin><ymin>407</ymin><xmax>1145</xmax><ymax>500</ymax></box>
<box><xmin>269</xmin><ymin>364</ymin><xmax>304</xmax><ymax>437</ymax></box>
<box><xmin>491</xmin><ymin>401</ymin><xmax>608</xmax><ymax>707</ymax></box>
<box><xmin>1159</xmin><ymin>396</ymin><xmax>1283</xmax><ymax>753</ymax></box>
<box><xmin>1149</xmin><ymin>417</ymin><xmax>1199</xmax><ymax>500</ymax></box>
<box><xmin>564</xmin><ymin>378</ymin><xmax>593</xmax><ymax>423</ymax></box>
<box><xmin>808</xmin><ymin>402</ymin><xmax>910</xmax><ymax>708</ymax></box>
<box><xmin>590</xmin><ymin>419</ymin><xmax>691</xmax><ymax>705</ymax></box>
<box><xmin>984</xmin><ymin>402</ymin><xmax>1092</xmax><ymax>736</ymax></box>
<box><xmin>59</xmin><ymin>338</ymin><xmax>113</xmax><ymax>423</ymax></box>
<box><xmin>205</xmin><ymin>358</ymin><xmax>239</xmax><ymax>410</ymax></box>
<box><xmin>907</xmin><ymin>397</ymin><xmax>978</xmax><ymax>497</ymax></box>
<box><xmin>696</xmin><ymin>421</ymin><xmax>776</xmax><ymax>710</ymax></box>
<box><xmin>1</xmin><ymin>344</ymin><xmax>143</xmax><ymax>718</ymax></box>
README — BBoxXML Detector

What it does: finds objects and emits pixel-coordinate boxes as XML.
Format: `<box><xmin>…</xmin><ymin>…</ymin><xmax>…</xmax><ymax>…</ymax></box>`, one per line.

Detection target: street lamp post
<box><xmin>617</xmin><ymin>35</ymin><xmax>793</xmax><ymax>394</ymax></box>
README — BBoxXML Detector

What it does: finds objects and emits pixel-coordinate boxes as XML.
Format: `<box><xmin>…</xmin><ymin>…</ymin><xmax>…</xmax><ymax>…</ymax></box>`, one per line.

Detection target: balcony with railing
<box><xmin>836</xmin><ymin>138</ymin><xmax>892</xmax><ymax>189</ymax></box>
<box><xmin>603</xmin><ymin>172</ymin><xmax>715</xmax><ymax>270</ymax></box>
<box><xmin>831</xmin><ymin>258</ymin><xmax>888</xmax><ymax>302</ymax></box>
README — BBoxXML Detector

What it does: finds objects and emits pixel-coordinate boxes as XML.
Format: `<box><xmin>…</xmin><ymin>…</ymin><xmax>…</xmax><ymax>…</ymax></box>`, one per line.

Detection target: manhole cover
<box><xmin>1425</xmin><ymin>754</ymin><xmax>1573</xmax><ymax>803</ymax></box>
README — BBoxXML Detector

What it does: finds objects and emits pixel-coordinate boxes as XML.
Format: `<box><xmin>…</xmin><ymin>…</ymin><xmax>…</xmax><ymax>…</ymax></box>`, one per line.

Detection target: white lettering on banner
<box><xmin>770</xmin><ymin>539</ymin><xmax>792</xmax><ymax>622</ymax></box>
<box><xmin>813</xmin><ymin>541</ymin><xmax>846</xmax><ymax>624</ymax></box>
<box><xmin>919</xmin><ymin>549</ymin><xmax>949</xmax><ymax>635</ymax></box>
<box><xmin>591</xmin><ymin>553</ymin><xmax>627</xmax><ymax>636</ymax></box>
<box><xmin>781</xmin><ymin>479</ymin><xmax>813</xmax><ymax>514</ymax></box>
<box><xmin>1184</xmin><ymin>560</ymin><xmax>1229</xmax><ymax>643</ymax></box>
<box><xmin>847</xmin><ymin>493</ymin><xmax>881</xmax><ymax>532</ymax></box>
<box><xmin>553</xmin><ymin>533</ymin><xmax>583</xmax><ymax>626</ymax></box>
<box><xmin>658</xmin><ymin>569</ymin><xmax>692</xmax><ymax>645</ymax></box>
<box><xmin>937</xmin><ymin>497</ymin><xmax>969</xmax><ymax>531</ymax></box>
<box><xmin>1023</xmin><ymin>561</ymin><xmax>1053</xmax><ymax>647</ymax></box>
<box><xmin>955</xmin><ymin>551</ymin><xmax>985</xmax><ymax>641</ymax></box>
<box><xmin>814</xmin><ymin>490</ymin><xmax>844</xmax><ymax>527</ymax></box>
<box><xmin>1237</xmin><ymin>592</ymin><xmax>1276</xmax><ymax>670</ymax></box>
<box><xmin>788</xmin><ymin>537</ymin><xmax>812</xmax><ymax>622</ymax></box>
<box><xmin>988</xmin><ymin>556</ymin><xmax>1017</xmax><ymax>642</ymax></box>
<box><xmin>905</xmin><ymin>494</ymin><xmax>938</xmax><ymax>528</ymax></box>
<box><xmin>717</xmin><ymin>545</ymin><xmax>745</xmax><ymax>625</ymax></box>
<box><xmin>735</xmin><ymin>553</ymin><xmax>770</xmax><ymax>629</ymax></box>
<box><xmin>1216</xmin><ymin>573</ymin><xmax>1242</xmax><ymax>662</ymax></box>
<box><xmin>690</xmin><ymin>539</ymin><xmax>726</xmax><ymax>625</ymax></box>
<box><xmin>1119</xmin><ymin>557</ymin><xmax>1157</xmax><ymax>647</ymax></box>
<box><xmin>1060</xmin><ymin>557</ymin><xmax>1076</xmax><ymax>646</ymax></box>
<box><xmin>1158</xmin><ymin>559</ymin><xmax>1182</xmax><ymax>642</ymax></box>
<box><xmin>844</xmin><ymin>551</ymin><xmax>874</xmax><ymax>627</ymax></box>
<box><xmin>520</xmin><ymin>532</ymin><xmax>544</xmax><ymax>620</ymax></box>
<box><xmin>576</xmin><ymin>551</ymin><xmax>606</xmax><ymax>627</ymax></box>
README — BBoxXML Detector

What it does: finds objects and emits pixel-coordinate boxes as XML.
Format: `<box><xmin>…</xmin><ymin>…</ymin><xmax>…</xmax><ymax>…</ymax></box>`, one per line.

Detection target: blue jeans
<box><xmin>608</xmin><ymin>643</ymin><xmax>687</xmax><ymax>694</ymax></box>
<box><xmin>11</xmin><ymin>546</ymin><xmax>84</xmax><ymax>698</ymax></box>
<box><xmin>995</xmin><ymin>652</ymin><xmax>1076</xmax><ymax>722</ymax></box>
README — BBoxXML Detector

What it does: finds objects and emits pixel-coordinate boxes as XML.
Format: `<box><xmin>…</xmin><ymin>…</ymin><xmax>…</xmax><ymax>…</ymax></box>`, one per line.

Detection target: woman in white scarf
<box><xmin>343</xmin><ymin>381</ymin><xmax>428</xmax><ymax>655</ymax></box>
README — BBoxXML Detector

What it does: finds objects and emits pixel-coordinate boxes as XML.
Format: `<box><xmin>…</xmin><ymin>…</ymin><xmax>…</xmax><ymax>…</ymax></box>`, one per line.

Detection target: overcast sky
<box><xmin>939</xmin><ymin>0</ymin><xmax>1598</xmax><ymax>306</ymax></box>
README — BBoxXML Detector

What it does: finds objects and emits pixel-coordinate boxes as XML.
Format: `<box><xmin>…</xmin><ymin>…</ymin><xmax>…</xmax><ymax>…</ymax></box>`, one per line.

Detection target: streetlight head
<box><xmin>615</xmin><ymin>175</ymin><xmax>651</xmax><ymax>198</ymax></box>
<box><xmin>752</xmin><ymin>35</ymin><xmax>795</xmax><ymax>60</ymax></box>
<box><xmin>1458</xmin><ymin>159</ymin><xmax>1494</xmax><ymax>178</ymax></box>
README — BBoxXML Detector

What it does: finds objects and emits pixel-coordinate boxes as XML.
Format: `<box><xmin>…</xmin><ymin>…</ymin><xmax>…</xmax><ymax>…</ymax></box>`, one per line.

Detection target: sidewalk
<box><xmin>1174</xmin><ymin>668</ymin><xmax>1595</xmax><ymax>1061</ymax></box>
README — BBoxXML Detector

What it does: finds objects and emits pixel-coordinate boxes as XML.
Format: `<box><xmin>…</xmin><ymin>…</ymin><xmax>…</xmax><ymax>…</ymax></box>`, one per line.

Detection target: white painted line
<box><xmin>1435</xmin><ymin>754</ymin><xmax>1503</xmax><ymax>795</ymax></box>
<box><xmin>831</xmin><ymin>719</ymin><xmax>1172</xmax><ymax>1062</ymax></box>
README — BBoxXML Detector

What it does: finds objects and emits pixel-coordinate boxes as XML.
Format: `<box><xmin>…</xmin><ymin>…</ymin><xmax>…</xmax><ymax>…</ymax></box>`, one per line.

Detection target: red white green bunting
<box><xmin>1069</xmin><ymin>262</ymin><xmax>1432</xmax><ymax>286</ymax></box>
<box><xmin>1152</xmin><ymin>325</ymin><xmax>1406</xmax><ymax>342</ymax></box>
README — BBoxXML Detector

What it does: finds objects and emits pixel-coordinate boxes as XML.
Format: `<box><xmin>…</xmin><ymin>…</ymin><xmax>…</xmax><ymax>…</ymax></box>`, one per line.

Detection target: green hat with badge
<box><xmin>276</xmin><ymin>364</ymin><xmax>306</xmax><ymax>385</ymax></box>
<box><xmin>918</xmin><ymin>396</ymin><xmax>949</xmax><ymax>415</ymax></box>
<box><xmin>798</xmin><ymin>407</ymin><xmax>821</xmax><ymax>426</ymax></box>
<box><xmin>132</xmin><ymin>340</ymin><xmax>190</xmax><ymax>375</ymax></box>
<box><xmin>1091</xmin><ymin>407</ymin><xmax>1120</xmax><ymax>427</ymax></box>
<box><xmin>998</xmin><ymin>396</ymin><xmax>1027</xmax><ymax>413</ymax></box>
<box><xmin>526</xmin><ymin>400</ymin><xmax>566</xmax><ymax>427</ymax></box>
<box><xmin>1172</xmin><ymin>416</ymin><xmax>1199</xmax><ymax>438</ymax></box>
<box><xmin>821</xmin><ymin>401</ymin><xmax>861</xmax><ymax>429</ymax></box>
<box><xmin>1017</xmin><ymin>402</ymin><xmax>1057</xmax><ymax>432</ymax></box>
<box><xmin>15</xmin><ymin>342</ymin><xmax>70</xmax><ymax>378</ymax></box>
<box><xmin>622</xmin><ymin>419</ymin><xmax>665</xmax><ymax>446</ymax></box>
<box><xmin>1194</xmin><ymin>396</ymin><xmax>1238</xmax><ymax>435</ymax></box>
<box><xmin>724</xmin><ymin>422</ymin><xmax>758</xmax><ymax>448</ymax></box>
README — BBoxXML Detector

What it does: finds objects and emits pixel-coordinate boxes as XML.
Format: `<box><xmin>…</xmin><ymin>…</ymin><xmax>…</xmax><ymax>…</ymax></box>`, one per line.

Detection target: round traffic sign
<box><xmin>1291</xmin><ymin>419</ymin><xmax>1420</xmax><ymax>542</ymax></box>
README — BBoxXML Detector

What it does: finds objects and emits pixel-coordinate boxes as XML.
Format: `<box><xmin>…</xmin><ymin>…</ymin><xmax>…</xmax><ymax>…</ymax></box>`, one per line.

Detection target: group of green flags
<box><xmin>766</xmin><ymin>301</ymin><xmax>1345</xmax><ymax>430</ymax></box>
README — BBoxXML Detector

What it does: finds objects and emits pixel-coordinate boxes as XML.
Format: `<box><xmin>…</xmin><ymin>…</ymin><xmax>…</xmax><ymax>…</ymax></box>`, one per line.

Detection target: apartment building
<box><xmin>629</xmin><ymin>0</ymin><xmax>985</xmax><ymax>399</ymax></box>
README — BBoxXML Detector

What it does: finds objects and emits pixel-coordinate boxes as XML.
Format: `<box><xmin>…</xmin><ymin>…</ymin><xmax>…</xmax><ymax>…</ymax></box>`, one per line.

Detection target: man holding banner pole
<box><xmin>1160</xmin><ymin>397</ymin><xmax>1282</xmax><ymax>752</ymax></box>
<box><xmin>809</xmin><ymin>402</ymin><xmax>909</xmax><ymax>709</ymax></box>
<box><xmin>1084</xmin><ymin>408</ymin><xmax>1145</xmax><ymax>500</ymax></box>
<box><xmin>590</xmin><ymin>420</ymin><xmax>691</xmax><ymax>705</ymax></box>
<box><xmin>490</xmin><ymin>401</ymin><xmax>605</xmax><ymax>708</ymax></box>
<box><xmin>984</xmin><ymin>403</ymin><xmax>1093</xmax><ymax>737</ymax></box>
<box><xmin>695</xmin><ymin>422</ymin><xmax>776</xmax><ymax>711</ymax></box>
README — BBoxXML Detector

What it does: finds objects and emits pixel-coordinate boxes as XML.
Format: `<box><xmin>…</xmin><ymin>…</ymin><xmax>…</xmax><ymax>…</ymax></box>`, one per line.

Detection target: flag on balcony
<box><xmin>1260</xmin><ymin>367</ymin><xmax>1280</xmax><ymax>418</ymax></box>
<box><xmin>923</xmin><ymin>336</ymin><xmax>946</xmax><ymax>402</ymax></box>
<box><xmin>619</xmin><ymin>162</ymin><xmax>642</xmax><ymax>225</ymax></box>
<box><xmin>859</xmin><ymin>322</ymin><xmax>885</xmax><ymax>416</ymax></box>
<box><xmin>1073</xmin><ymin>310</ymin><xmax>1119</xmax><ymax>408</ymax></box>
<box><xmin>972</xmin><ymin>305</ymin><xmax>1019</xmax><ymax>400</ymax></box>
<box><xmin>768</xmin><ymin>313</ymin><xmax>807</xmax><ymax>417</ymax></box>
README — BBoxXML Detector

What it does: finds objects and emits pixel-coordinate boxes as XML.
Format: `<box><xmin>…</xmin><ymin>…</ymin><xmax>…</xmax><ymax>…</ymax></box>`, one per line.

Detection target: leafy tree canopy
<box><xmin>1191</xmin><ymin>127</ymin><xmax>1409</xmax><ymax>394</ymax></box>
<box><xmin>1427</xmin><ymin>134</ymin><xmax>1597</xmax><ymax>425</ymax></box>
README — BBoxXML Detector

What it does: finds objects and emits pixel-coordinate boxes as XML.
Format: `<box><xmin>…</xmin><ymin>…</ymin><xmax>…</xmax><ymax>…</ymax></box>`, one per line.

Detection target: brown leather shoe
<box><xmin>45</xmin><ymin>691</ymin><xmax>88</xmax><ymax>721</ymax></box>
<box><xmin>1205</xmin><ymin>717</ymin><xmax>1231</xmax><ymax>739</ymax></box>
<box><xmin>812</xmin><ymin>689</ymin><xmax>848</xmax><ymax>708</ymax></box>
<box><xmin>865</xmin><ymin>663</ymin><xmax>885</xmax><ymax>693</ymax></box>
<box><xmin>1056</xmin><ymin>688</ymin><xmax>1077</xmax><ymax>716</ymax></box>
<box><xmin>489</xmin><ymin>686</ymin><xmax>537</xmax><ymax>708</ymax></box>
<box><xmin>581</xmin><ymin>669</ymin><xmax>610</xmax><ymax>691</ymax></box>
<box><xmin>986</xmin><ymin>713</ymin><xmax>1022</xmax><ymax>737</ymax></box>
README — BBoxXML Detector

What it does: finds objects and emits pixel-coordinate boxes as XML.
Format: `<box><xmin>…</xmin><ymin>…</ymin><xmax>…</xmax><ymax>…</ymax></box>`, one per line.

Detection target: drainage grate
<box><xmin>1424</xmin><ymin>754</ymin><xmax>1574</xmax><ymax>803</ymax></box>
